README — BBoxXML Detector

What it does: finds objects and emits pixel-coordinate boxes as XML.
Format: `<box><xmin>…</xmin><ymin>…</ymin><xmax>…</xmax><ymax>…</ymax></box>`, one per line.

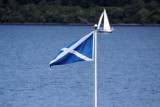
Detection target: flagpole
<box><xmin>94</xmin><ymin>24</ymin><xmax>97</xmax><ymax>107</ymax></box>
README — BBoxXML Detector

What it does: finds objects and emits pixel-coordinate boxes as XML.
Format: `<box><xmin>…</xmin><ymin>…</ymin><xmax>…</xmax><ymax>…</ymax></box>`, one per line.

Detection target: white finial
<box><xmin>94</xmin><ymin>24</ymin><xmax>97</xmax><ymax>30</ymax></box>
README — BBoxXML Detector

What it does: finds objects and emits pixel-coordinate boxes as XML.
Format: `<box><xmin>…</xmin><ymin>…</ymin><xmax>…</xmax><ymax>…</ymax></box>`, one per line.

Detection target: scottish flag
<box><xmin>50</xmin><ymin>31</ymin><xmax>94</xmax><ymax>67</ymax></box>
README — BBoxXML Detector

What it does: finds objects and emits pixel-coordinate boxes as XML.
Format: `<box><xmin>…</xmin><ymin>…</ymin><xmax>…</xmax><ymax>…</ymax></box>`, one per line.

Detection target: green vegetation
<box><xmin>0</xmin><ymin>0</ymin><xmax>160</xmax><ymax>24</ymax></box>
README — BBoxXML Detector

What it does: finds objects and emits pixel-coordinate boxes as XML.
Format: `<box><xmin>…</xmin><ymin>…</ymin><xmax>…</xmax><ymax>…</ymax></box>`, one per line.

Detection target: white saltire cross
<box><xmin>61</xmin><ymin>48</ymin><xmax>93</xmax><ymax>61</ymax></box>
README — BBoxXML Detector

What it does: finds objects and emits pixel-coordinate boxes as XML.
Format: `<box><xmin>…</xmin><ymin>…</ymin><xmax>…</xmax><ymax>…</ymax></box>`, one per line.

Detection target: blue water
<box><xmin>0</xmin><ymin>25</ymin><xmax>160</xmax><ymax>107</ymax></box>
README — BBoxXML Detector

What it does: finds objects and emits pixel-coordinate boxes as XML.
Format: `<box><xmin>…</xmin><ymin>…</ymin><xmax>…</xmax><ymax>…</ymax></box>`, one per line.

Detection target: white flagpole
<box><xmin>94</xmin><ymin>24</ymin><xmax>98</xmax><ymax>107</ymax></box>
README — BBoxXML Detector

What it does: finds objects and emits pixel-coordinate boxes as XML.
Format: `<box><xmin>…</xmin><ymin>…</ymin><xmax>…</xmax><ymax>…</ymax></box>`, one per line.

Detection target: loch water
<box><xmin>0</xmin><ymin>25</ymin><xmax>160</xmax><ymax>107</ymax></box>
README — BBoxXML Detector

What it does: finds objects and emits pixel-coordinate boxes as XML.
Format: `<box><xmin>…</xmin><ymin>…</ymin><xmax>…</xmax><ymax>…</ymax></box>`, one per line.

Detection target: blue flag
<box><xmin>50</xmin><ymin>31</ymin><xmax>94</xmax><ymax>67</ymax></box>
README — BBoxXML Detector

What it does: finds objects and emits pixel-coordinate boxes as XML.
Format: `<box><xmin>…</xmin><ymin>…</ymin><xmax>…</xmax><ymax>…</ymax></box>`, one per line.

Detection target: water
<box><xmin>0</xmin><ymin>25</ymin><xmax>160</xmax><ymax>107</ymax></box>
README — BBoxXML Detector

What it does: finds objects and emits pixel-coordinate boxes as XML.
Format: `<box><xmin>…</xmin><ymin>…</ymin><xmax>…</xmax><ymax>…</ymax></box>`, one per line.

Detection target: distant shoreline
<box><xmin>0</xmin><ymin>23</ymin><xmax>160</xmax><ymax>26</ymax></box>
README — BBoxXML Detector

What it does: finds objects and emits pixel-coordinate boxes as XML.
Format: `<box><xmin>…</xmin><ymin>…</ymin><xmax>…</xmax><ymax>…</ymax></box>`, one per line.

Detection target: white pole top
<box><xmin>94</xmin><ymin>24</ymin><xmax>97</xmax><ymax>30</ymax></box>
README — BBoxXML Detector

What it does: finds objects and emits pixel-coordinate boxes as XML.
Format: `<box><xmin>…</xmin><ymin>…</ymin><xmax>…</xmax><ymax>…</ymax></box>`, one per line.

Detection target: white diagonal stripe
<box><xmin>61</xmin><ymin>48</ymin><xmax>93</xmax><ymax>61</ymax></box>
<box><xmin>50</xmin><ymin>31</ymin><xmax>93</xmax><ymax>64</ymax></box>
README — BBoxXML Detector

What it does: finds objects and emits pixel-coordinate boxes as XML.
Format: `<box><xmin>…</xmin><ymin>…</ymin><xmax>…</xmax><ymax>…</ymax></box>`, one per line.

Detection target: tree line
<box><xmin>0</xmin><ymin>0</ymin><xmax>160</xmax><ymax>24</ymax></box>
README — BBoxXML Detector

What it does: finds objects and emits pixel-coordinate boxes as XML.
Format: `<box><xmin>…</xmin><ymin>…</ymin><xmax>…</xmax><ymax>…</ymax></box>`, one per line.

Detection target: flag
<box><xmin>50</xmin><ymin>31</ymin><xmax>94</xmax><ymax>67</ymax></box>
